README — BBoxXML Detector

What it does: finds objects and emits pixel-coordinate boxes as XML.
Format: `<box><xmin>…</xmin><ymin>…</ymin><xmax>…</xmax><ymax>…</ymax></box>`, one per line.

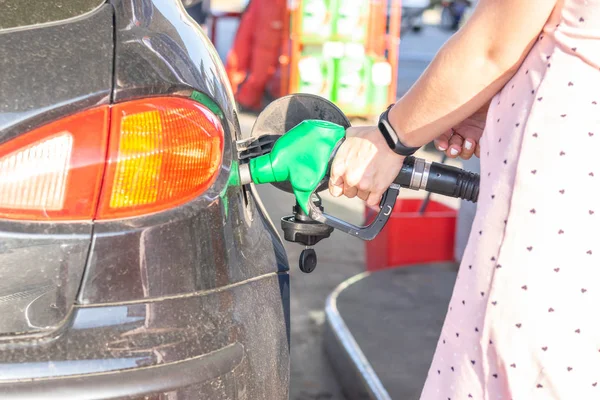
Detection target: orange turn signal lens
<box><xmin>95</xmin><ymin>97</ymin><xmax>224</xmax><ymax>220</ymax></box>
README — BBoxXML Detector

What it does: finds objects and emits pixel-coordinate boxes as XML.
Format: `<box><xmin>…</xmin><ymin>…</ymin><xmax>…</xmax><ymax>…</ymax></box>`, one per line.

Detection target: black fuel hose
<box><xmin>394</xmin><ymin>156</ymin><xmax>480</xmax><ymax>203</ymax></box>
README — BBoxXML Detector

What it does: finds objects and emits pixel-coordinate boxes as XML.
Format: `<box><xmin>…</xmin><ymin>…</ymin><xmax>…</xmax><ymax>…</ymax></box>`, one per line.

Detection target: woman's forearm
<box><xmin>389</xmin><ymin>0</ymin><xmax>558</xmax><ymax>147</ymax></box>
<box><xmin>389</xmin><ymin>34</ymin><xmax>526</xmax><ymax>147</ymax></box>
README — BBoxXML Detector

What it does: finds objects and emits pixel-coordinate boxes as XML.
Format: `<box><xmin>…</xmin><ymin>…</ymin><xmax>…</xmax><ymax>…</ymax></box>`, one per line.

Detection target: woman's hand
<box><xmin>329</xmin><ymin>126</ymin><xmax>405</xmax><ymax>207</ymax></box>
<box><xmin>434</xmin><ymin>105</ymin><xmax>487</xmax><ymax>159</ymax></box>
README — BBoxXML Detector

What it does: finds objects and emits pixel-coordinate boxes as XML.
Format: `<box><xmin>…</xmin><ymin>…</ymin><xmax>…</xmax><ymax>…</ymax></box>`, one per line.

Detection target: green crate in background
<box><xmin>296</xmin><ymin>45</ymin><xmax>336</xmax><ymax>101</ymax></box>
<box><xmin>333</xmin><ymin>44</ymin><xmax>370</xmax><ymax>116</ymax></box>
<box><xmin>333</xmin><ymin>45</ymin><xmax>392</xmax><ymax>117</ymax></box>
<box><xmin>333</xmin><ymin>0</ymin><xmax>370</xmax><ymax>43</ymax></box>
<box><xmin>368</xmin><ymin>57</ymin><xmax>393</xmax><ymax>115</ymax></box>
<box><xmin>297</xmin><ymin>0</ymin><xmax>336</xmax><ymax>42</ymax></box>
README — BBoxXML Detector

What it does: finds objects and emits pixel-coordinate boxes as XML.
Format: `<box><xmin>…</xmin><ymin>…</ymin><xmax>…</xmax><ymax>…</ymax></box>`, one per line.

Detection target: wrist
<box><xmin>382</xmin><ymin>104</ymin><xmax>422</xmax><ymax>150</ymax></box>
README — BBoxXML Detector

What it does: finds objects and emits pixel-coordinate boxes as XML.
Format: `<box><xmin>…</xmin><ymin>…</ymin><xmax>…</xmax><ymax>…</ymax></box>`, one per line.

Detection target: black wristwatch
<box><xmin>378</xmin><ymin>105</ymin><xmax>421</xmax><ymax>156</ymax></box>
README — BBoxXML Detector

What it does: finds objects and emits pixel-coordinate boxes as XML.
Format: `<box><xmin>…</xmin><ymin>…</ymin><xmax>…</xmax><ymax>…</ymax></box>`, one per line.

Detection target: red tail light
<box><xmin>0</xmin><ymin>107</ymin><xmax>109</xmax><ymax>221</ymax></box>
<box><xmin>0</xmin><ymin>97</ymin><xmax>224</xmax><ymax>222</ymax></box>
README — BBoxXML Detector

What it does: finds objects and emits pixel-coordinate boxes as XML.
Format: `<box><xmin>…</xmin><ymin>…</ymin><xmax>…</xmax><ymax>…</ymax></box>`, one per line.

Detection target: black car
<box><xmin>0</xmin><ymin>0</ymin><xmax>290</xmax><ymax>398</ymax></box>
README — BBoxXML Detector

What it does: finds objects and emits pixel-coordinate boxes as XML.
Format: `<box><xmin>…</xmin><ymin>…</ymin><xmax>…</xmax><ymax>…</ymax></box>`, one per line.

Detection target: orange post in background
<box><xmin>366</xmin><ymin>0</ymin><xmax>387</xmax><ymax>56</ymax></box>
<box><xmin>277</xmin><ymin>4</ymin><xmax>293</xmax><ymax>99</ymax></box>
<box><xmin>223</xmin><ymin>6</ymin><xmax>255</xmax><ymax>96</ymax></box>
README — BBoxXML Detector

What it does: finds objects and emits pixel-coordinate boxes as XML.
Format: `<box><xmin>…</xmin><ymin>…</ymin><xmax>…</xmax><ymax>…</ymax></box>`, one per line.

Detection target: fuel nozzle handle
<box><xmin>239</xmin><ymin>119</ymin><xmax>480</xmax><ymax>242</ymax></box>
<box><xmin>394</xmin><ymin>156</ymin><xmax>479</xmax><ymax>202</ymax></box>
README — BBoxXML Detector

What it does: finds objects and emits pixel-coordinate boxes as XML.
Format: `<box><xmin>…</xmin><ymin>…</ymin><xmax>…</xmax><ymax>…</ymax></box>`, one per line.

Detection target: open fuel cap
<box><xmin>248</xmin><ymin>93</ymin><xmax>351</xmax><ymax>194</ymax></box>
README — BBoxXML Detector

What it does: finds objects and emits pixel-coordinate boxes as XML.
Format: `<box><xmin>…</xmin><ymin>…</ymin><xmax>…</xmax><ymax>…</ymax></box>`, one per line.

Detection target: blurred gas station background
<box><xmin>200</xmin><ymin>0</ymin><xmax>479</xmax><ymax>278</ymax></box>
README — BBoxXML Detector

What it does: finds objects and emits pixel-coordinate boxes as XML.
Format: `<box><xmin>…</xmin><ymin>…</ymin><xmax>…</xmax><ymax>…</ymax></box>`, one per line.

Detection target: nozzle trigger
<box><xmin>307</xmin><ymin>186</ymin><xmax>400</xmax><ymax>241</ymax></box>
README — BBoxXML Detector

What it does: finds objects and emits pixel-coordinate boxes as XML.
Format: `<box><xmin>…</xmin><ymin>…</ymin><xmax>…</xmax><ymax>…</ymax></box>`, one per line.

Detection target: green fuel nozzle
<box><xmin>237</xmin><ymin>119</ymin><xmax>346</xmax><ymax>274</ymax></box>
<box><xmin>235</xmin><ymin>94</ymin><xmax>480</xmax><ymax>273</ymax></box>
<box><xmin>238</xmin><ymin>116</ymin><xmax>480</xmax><ymax>274</ymax></box>
<box><xmin>239</xmin><ymin>117</ymin><xmax>480</xmax><ymax>243</ymax></box>
<box><xmin>240</xmin><ymin>120</ymin><xmax>345</xmax><ymax>215</ymax></box>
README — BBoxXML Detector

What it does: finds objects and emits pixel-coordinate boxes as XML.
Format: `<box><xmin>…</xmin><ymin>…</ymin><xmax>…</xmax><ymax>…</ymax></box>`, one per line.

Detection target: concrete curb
<box><xmin>323</xmin><ymin>272</ymin><xmax>391</xmax><ymax>400</ymax></box>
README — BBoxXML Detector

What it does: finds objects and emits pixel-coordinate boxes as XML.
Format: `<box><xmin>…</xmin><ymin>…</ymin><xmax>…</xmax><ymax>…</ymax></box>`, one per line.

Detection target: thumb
<box><xmin>329</xmin><ymin>156</ymin><xmax>346</xmax><ymax>197</ymax></box>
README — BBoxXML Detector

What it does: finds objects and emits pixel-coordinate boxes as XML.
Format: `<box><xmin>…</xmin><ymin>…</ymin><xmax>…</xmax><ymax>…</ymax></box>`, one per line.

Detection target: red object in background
<box><xmin>225</xmin><ymin>0</ymin><xmax>287</xmax><ymax>111</ymax></box>
<box><xmin>224</xmin><ymin>5</ymin><xmax>255</xmax><ymax>96</ymax></box>
<box><xmin>365</xmin><ymin>199</ymin><xmax>457</xmax><ymax>271</ymax></box>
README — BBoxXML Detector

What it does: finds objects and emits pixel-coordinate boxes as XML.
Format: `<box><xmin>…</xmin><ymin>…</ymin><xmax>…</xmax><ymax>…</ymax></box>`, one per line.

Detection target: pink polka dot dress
<box><xmin>420</xmin><ymin>1</ymin><xmax>600</xmax><ymax>399</ymax></box>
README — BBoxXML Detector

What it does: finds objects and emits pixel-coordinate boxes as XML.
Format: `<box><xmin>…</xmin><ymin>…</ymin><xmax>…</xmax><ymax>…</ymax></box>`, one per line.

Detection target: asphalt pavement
<box><xmin>235</xmin><ymin>23</ymin><xmax>455</xmax><ymax>399</ymax></box>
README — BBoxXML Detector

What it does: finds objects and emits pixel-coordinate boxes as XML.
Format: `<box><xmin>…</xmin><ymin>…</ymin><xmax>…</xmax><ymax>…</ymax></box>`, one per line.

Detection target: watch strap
<box><xmin>378</xmin><ymin>105</ymin><xmax>421</xmax><ymax>156</ymax></box>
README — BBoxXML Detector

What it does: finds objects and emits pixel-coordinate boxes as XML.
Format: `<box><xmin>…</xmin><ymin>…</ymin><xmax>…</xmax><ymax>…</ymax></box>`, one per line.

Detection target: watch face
<box><xmin>378</xmin><ymin>121</ymin><xmax>396</xmax><ymax>150</ymax></box>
